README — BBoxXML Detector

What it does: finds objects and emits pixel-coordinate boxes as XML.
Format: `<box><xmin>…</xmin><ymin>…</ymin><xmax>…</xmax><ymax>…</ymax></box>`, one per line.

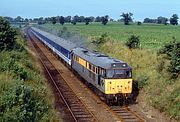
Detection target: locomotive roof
<box><xmin>31</xmin><ymin>27</ymin><xmax>76</xmax><ymax>51</ymax></box>
<box><xmin>73</xmin><ymin>47</ymin><xmax>132</xmax><ymax>69</ymax></box>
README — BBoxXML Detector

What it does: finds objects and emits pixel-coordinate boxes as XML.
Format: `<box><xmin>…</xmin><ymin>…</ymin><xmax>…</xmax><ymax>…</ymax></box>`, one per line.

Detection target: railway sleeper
<box><xmin>69</xmin><ymin>101</ymin><xmax>81</xmax><ymax>104</ymax></box>
<box><xmin>70</xmin><ymin>103</ymin><xmax>83</xmax><ymax>106</ymax></box>
<box><xmin>75</xmin><ymin>114</ymin><xmax>93</xmax><ymax>118</ymax></box>
<box><xmin>74</xmin><ymin>111</ymin><xmax>89</xmax><ymax>115</ymax></box>
<box><xmin>71</xmin><ymin>106</ymin><xmax>84</xmax><ymax>109</ymax></box>
<box><xmin>71</xmin><ymin>109</ymin><xmax>86</xmax><ymax>112</ymax></box>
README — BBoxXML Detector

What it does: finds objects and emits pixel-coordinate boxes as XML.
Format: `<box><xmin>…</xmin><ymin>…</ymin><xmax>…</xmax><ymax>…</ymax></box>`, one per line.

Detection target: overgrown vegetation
<box><xmin>99</xmin><ymin>40</ymin><xmax>180</xmax><ymax>120</ymax></box>
<box><xmin>125</xmin><ymin>35</ymin><xmax>140</xmax><ymax>49</ymax></box>
<box><xmin>158</xmin><ymin>37</ymin><xmax>180</xmax><ymax>79</ymax></box>
<box><xmin>0</xmin><ymin>18</ymin><xmax>60</xmax><ymax>121</ymax></box>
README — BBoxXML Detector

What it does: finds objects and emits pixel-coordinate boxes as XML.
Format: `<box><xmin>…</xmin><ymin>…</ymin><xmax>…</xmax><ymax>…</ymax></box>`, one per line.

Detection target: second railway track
<box><xmin>27</xmin><ymin>29</ymin><xmax>97</xmax><ymax>122</ymax></box>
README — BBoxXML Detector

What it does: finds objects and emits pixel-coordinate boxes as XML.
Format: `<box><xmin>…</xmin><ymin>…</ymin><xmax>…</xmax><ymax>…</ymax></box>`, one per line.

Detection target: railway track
<box><xmin>27</xmin><ymin>29</ymin><xmax>97</xmax><ymax>122</ymax></box>
<box><xmin>111</xmin><ymin>106</ymin><xmax>145</xmax><ymax>122</ymax></box>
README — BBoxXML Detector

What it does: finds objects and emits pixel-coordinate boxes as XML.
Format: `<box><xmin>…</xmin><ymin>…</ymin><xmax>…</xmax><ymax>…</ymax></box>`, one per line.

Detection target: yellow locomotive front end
<box><xmin>105</xmin><ymin>79</ymin><xmax>132</xmax><ymax>94</ymax></box>
<box><xmin>102</xmin><ymin>65</ymin><xmax>132</xmax><ymax>105</ymax></box>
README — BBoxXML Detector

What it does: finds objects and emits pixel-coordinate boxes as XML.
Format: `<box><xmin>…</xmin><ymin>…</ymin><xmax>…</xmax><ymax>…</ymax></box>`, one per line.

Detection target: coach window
<box><xmin>77</xmin><ymin>57</ymin><xmax>79</xmax><ymax>62</ymax></box>
<box><xmin>89</xmin><ymin>64</ymin><xmax>92</xmax><ymax>70</ymax></box>
<box><xmin>98</xmin><ymin>67</ymin><xmax>101</xmax><ymax>74</ymax></box>
<box><xmin>93</xmin><ymin>66</ymin><xmax>95</xmax><ymax>72</ymax></box>
<box><xmin>95</xmin><ymin>68</ymin><xmax>98</xmax><ymax>74</ymax></box>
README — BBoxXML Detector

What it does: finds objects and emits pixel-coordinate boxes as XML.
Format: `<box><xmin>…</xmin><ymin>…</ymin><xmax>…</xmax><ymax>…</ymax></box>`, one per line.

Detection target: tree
<box><xmin>29</xmin><ymin>19</ymin><xmax>33</xmax><ymax>23</ymax></box>
<box><xmin>157</xmin><ymin>16</ymin><xmax>168</xmax><ymax>25</ymax></box>
<box><xmin>44</xmin><ymin>17</ymin><xmax>51</xmax><ymax>24</ymax></box>
<box><xmin>84</xmin><ymin>17</ymin><xmax>91</xmax><ymax>25</ymax></box>
<box><xmin>89</xmin><ymin>16</ymin><xmax>95</xmax><ymax>22</ymax></box>
<box><xmin>14</xmin><ymin>16</ymin><xmax>23</xmax><ymax>22</ymax></box>
<box><xmin>71</xmin><ymin>20</ymin><xmax>76</xmax><ymax>25</ymax></box>
<box><xmin>126</xmin><ymin>35</ymin><xmax>140</xmax><ymax>49</ymax></box>
<box><xmin>170</xmin><ymin>14</ymin><xmax>179</xmax><ymax>25</ymax></box>
<box><xmin>59</xmin><ymin>16</ymin><xmax>65</xmax><ymax>25</ymax></box>
<box><xmin>37</xmin><ymin>17</ymin><xmax>44</xmax><ymax>25</ymax></box>
<box><xmin>65</xmin><ymin>16</ymin><xmax>71</xmax><ymax>23</ymax></box>
<box><xmin>143</xmin><ymin>18</ymin><xmax>157</xmax><ymax>23</ymax></box>
<box><xmin>71</xmin><ymin>15</ymin><xmax>79</xmax><ymax>25</ymax></box>
<box><xmin>51</xmin><ymin>17</ymin><xmax>56</xmax><ymax>24</ymax></box>
<box><xmin>4</xmin><ymin>17</ymin><xmax>13</xmax><ymax>23</ymax></box>
<box><xmin>33</xmin><ymin>18</ymin><xmax>39</xmax><ymax>23</ymax></box>
<box><xmin>109</xmin><ymin>18</ymin><xmax>114</xmax><ymax>22</ymax></box>
<box><xmin>24</xmin><ymin>18</ymin><xmax>29</xmax><ymax>23</ymax></box>
<box><xmin>95</xmin><ymin>16</ymin><xmax>101</xmax><ymax>22</ymax></box>
<box><xmin>74</xmin><ymin>15</ymin><xmax>80</xmax><ymax>22</ymax></box>
<box><xmin>0</xmin><ymin>17</ymin><xmax>17</xmax><ymax>50</ymax></box>
<box><xmin>121</xmin><ymin>12</ymin><xmax>133</xmax><ymax>25</ymax></box>
<box><xmin>101</xmin><ymin>15</ymin><xmax>109</xmax><ymax>25</ymax></box>
<box><xmin>79</xmin><ymin>16</ymin><xmax>85</xmax><ymax>22</ymax></box>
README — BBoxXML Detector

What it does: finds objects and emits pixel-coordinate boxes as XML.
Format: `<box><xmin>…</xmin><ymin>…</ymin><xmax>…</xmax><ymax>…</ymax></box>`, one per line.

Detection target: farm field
<box><xmin>38</xmin><ymin>22</ymin><xmax>180</xmax><ymax>121</ymax></box>
<box><xmin>39</xmin><ymin>22</ymin><xmax>180</xmax><ymax>49</ymax></box>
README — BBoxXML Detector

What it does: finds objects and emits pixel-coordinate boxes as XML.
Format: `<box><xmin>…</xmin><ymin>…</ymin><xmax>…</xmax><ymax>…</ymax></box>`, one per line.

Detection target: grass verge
<box><xmin>0</xmin><ymin>33</ymin><xmax>62</xmax><ymax>121</ymax></box>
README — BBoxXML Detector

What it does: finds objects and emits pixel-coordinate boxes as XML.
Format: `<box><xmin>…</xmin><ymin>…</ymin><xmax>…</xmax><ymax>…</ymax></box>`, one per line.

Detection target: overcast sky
<box><xmin>0</xmin><ymin>0</ymin><xmax>180</xmax><ymax>21</ymax></box>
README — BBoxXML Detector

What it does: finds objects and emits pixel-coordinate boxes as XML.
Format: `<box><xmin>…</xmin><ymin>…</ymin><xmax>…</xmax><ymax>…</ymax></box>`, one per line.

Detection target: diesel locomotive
<box><xmin>30</xmin><ymin>27</ymin><xmax>132</xmax><ymax>105</ymax></box>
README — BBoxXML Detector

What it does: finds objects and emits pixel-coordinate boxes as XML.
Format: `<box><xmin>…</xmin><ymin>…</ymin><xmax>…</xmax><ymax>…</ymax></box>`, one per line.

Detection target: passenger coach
<box><xmin>31</xmin><ymin>27</ymin><xmax>76</xmax><ymax>65</ymax></box>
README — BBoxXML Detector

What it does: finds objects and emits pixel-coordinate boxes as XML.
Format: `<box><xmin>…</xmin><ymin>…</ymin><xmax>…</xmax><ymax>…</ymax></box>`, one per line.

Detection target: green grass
<box><xmin>39</xmin><ymin>22</ymin><xmax>180</xmax><ymax>49</ymax></box>
<box><xmin>38</xmin><ymin>22</ymin><xmax>180</xmax><ymax>120</ymax></box>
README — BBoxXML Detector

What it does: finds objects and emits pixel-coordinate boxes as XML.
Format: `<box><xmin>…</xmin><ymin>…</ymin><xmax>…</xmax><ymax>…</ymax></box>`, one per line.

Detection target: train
<box><xmin>30</xmin><ymin>27</ymin><xmax>133</xmax><ymax>105</ymax></box>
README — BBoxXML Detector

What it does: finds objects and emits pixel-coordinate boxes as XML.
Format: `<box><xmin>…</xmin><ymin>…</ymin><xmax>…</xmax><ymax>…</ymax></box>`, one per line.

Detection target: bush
<box><xmin>158</xmin><ymin>37</ymin><xmax>180</xmax><ymax>79</ymax></box>
<box><xmin>136</xmin><ymin>74</ymin><xmax>149</xmax><ymax>89</ymax></box>
<box><xmin>0</xmin><ymin>17</ymin><xmax>17</xmax><ymax>51</ymax></box>
<box><xmin>126</xmin><ymin>35</ymin><xmax>140</xmax><ymax>49</ymax></box>
<box><xmin>0</xmin><ymin>82</ymin><xmax>50</xmax><ymax>121</ymax></box>
<box><xmin>92</xmin><ymin>33</ymin><xmax>109</xmax><ymax>45</ymax></box>
<box><xmin>58</xmin><ymin>26</ymin><xmax>67</xmax><ymax>37</ymax></box>
<box><xmin>137</xmin><ymin>21</ymin><xmax>142</xmax><ymax>25</ymax></box>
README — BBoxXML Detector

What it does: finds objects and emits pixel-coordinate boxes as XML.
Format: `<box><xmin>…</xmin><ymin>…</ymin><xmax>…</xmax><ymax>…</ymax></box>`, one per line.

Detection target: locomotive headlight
<box><xmin>128</xmin><ymin>81</ymin><xmax>131</xmax><ymax>84</ymax></box>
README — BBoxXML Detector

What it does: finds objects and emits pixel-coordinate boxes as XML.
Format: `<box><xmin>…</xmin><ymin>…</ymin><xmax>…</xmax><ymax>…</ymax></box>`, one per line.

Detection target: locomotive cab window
<box><xmin>99</xmin><ymin>68</ymin><xmax>105</xmax><ymax>77</ymax></box>
<box><xmin>106</xmin><ymin>69</ymin><xmax>132</xmax><ymax>79</ymax></box>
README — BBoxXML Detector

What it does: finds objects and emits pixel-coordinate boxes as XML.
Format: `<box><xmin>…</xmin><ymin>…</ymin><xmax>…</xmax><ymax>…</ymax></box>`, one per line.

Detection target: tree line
<box><xmin>143</xmin><ymin>14</ymin><xmax>179</xmax><ymax>25</ymax></box>
<box><xmin>3</xmin><ymin>13</ymin><xmax>179</xmax><ymax>26</ymax></box>
<box><xmin>4</xmin><ymin>15</ymin><xmax>110</xmax><ymax>25</ymax></box>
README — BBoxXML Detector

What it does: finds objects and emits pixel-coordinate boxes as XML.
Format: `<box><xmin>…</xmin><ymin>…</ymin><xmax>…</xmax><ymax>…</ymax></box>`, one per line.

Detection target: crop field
<box><xmin>39</xmin><ymin>22</ymin><xmax>180</xmax><ymax>50</ymax></box>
